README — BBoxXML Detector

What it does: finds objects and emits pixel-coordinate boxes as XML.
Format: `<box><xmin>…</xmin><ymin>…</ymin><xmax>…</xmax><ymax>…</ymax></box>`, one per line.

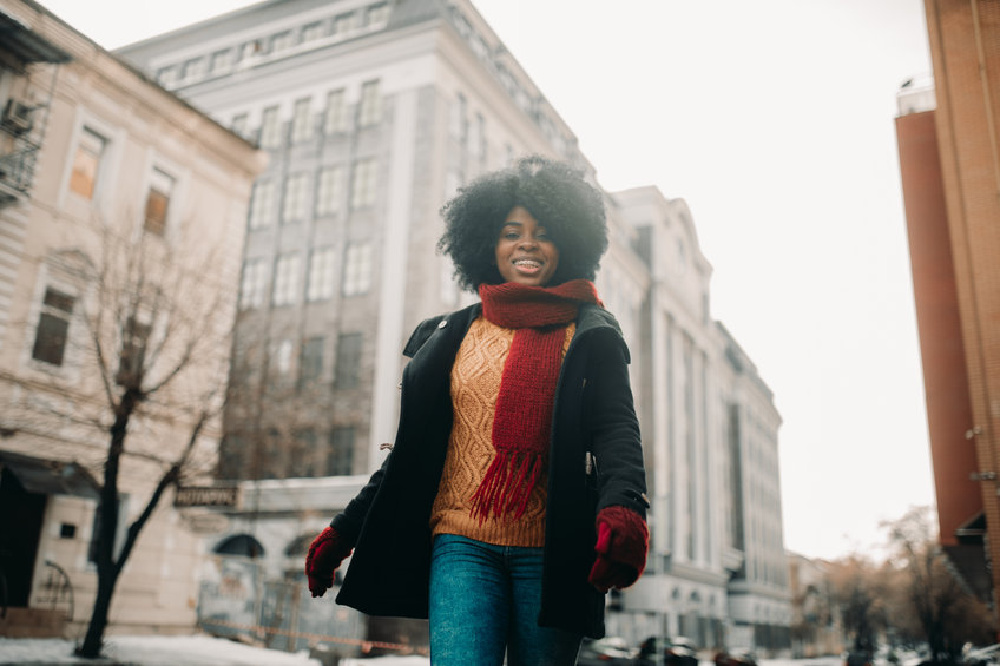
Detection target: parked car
<box><xmin>716</xmin><ymin>648</ymin><xmax>757</xmax><ymax>666</ymax></box>
<box><xmin>638</xmin><ymin>636</ymin><xmax>698</xmax><ymax>666</ymax></box>
<box><xmin>577</xmin><ymin>637</ymin><xmax>638</xmax><ymax>666</ymax></box>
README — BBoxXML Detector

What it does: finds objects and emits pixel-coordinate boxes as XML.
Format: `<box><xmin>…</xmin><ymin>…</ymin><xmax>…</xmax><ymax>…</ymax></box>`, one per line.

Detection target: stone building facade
<box><xmin>0</xmin><ymin>0</ymin><xmax>264</xmax><ymax>637</ymax></box>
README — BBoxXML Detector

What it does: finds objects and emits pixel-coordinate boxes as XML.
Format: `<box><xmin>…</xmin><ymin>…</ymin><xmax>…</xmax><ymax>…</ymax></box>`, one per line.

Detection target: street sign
<box><xmin>173</xmin><ymin>485</ymin><xmax>239</xmax><ymax>508</ymax></box>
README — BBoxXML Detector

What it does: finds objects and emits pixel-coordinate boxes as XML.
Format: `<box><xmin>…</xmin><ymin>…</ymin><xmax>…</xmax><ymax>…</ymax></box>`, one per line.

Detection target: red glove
<box><xmin>587</xmin><ymin>506</ymin><xmax>649</xmax><ymax>593</ymax></box>
<box><xmin>305</xmin><ymin>527</ymin><xmax>353</xmax><ymax>598</ymax></box>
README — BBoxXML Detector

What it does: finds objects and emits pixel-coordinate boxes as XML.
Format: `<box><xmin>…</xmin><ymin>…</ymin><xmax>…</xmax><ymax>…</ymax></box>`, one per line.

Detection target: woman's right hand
<box><xmin>305</xmin><ymin>527</ymin><xmax>353</xmax><ymax>598</ymax></box>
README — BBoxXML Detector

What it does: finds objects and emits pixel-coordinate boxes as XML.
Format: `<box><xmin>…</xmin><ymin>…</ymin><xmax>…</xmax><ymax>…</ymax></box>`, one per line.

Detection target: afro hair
<box><xmin>437</xmin><ymin>156</ymin><xmax>608</xmax><ymax>291</ymax></box>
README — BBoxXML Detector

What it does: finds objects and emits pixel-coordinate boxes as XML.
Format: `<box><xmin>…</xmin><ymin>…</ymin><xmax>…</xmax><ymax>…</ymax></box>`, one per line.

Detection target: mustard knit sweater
<box><xmin>429</xmin><ymin>316</ymin><xmax>575</xmax><ymax>547</ymax></box>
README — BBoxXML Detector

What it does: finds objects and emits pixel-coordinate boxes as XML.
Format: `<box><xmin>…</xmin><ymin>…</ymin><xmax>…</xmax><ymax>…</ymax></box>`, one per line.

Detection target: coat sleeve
<box><xmin>329</xmin><ymin>453</ymin><xmax>391</xmax><ymax>547</ymax></box>
<box><xmin>586</xmin><ymin>338</ymin><xmax>649</xmax><ymax>518</ymax></box>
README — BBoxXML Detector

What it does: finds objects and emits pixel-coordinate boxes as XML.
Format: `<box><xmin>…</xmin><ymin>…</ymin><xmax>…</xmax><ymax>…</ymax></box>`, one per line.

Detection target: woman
<box><xmin>305</xmin><ymin>156</ymin><xmax>649</xmax><ymax>665</ymax></box>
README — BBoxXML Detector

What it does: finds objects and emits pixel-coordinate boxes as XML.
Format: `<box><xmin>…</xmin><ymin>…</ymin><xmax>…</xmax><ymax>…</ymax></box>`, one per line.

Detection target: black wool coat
<box><xmin>330</xmin><ymin>302</ymin><xmax>648</xmax><ymax>638</ymax></box>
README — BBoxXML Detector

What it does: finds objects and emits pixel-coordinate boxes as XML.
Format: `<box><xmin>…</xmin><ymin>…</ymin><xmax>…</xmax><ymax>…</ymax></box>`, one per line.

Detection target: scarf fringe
<box><xmin>469</xmin><ymin>451</ymin><xmax>543</xmax><ymax>524</ymax></box>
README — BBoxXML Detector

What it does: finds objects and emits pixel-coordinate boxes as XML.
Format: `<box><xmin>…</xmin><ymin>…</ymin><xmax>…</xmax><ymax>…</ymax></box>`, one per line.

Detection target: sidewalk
<box><xmin>0</xmin><ymin>635</ymin><xmax>322</xmax><ymax>665</ymax></box>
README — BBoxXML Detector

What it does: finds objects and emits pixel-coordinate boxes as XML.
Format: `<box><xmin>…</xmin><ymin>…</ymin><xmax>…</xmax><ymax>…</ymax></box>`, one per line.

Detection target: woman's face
<box><xmin>495</xmin><ymin>206</ymin><xmax>560</xmax><ymax>287</ymax></box>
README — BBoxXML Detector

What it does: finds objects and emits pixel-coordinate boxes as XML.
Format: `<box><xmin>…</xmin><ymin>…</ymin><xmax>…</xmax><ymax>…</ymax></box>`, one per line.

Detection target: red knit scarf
<box><xmin>470</xmin><ymin>279</ymin><xmax>603</xmax><ymax>523</ymax></box>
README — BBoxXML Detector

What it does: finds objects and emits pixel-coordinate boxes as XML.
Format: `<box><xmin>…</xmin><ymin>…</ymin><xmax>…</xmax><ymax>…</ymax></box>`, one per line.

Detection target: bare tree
<box><xmin>828</xmin><ymin>554</ymin><xmax>886</xmax><ymax>653</ymax></box>
<box><xmin>19</xmin><ymin>214</ymin><xmax>240</xmax><ymax>659</ymax></box>
<box><xmin>881</xmin><ymin>507</ymin><xmax>993</xmax><ymax>663</ymax></box>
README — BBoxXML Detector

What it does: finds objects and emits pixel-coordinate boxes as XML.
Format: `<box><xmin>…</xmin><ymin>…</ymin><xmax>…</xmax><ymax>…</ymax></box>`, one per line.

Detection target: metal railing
<box><xmin>0</xmin><ymin>145</ymin><xmax>38</xmax><ymax>200</ymax></box>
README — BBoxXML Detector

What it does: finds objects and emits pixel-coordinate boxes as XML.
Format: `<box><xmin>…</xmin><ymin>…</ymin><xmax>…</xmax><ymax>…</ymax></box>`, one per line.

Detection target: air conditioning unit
<box><xmin>2</xmin><ymin>99</ymin><xmax>34</xmax><ymax>136</ymax></box>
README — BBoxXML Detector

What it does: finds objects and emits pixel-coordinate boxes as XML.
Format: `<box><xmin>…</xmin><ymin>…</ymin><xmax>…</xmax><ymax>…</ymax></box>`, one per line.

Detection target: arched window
<box><xmin>214</xmin><ymin>534</ymin><xmax>265</xmax><ymax>558</ymax></box>
<box><xmin>285</xmin><ymin>533</ymin><xmax>314</xmax><ymax>557</ymax></box>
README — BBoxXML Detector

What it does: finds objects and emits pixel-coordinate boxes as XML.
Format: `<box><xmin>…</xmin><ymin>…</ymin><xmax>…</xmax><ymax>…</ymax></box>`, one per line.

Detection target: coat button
<box><xmin>437</xmin><ymin>320</ymin><xmax>447</xmax><ymax>329</ymax></box>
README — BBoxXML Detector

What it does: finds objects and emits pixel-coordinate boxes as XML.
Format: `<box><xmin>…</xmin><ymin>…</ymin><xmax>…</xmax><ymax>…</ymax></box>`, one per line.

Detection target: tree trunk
<box><xmin>77</xmin><ymin>569</ymin><xmax>119</xmax><ymax>658</ymax></box>
<box><xmin>76</xmin><ymin>390</ymin><xmax>137</xmax><ymax>659</ymax></box>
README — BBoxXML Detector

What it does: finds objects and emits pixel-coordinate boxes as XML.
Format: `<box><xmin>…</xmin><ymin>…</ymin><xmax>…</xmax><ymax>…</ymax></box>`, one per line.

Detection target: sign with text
<box><xmin>174</xmin><ymin>485</ymin><xmax>239</xmax><ymax>508</ymax></box>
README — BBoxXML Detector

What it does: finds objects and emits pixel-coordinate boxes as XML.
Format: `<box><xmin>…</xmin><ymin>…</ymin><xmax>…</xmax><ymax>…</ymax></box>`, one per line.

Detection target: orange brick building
<box><xmin>897</xmin><ymin>0</ymin><xmax>1000</xmax><ymax>609</ymax></box>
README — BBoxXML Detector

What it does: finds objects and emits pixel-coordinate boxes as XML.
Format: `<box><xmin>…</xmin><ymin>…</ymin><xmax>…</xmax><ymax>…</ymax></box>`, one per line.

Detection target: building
<box><xmin>116</xmin><ymin>0</ymin><xmax>789</xmax><ymax>653</ymax></box>
<box><xmin>612</xmin><ymin>187</ymin><xmax>789</xmax><ymax>652</ymax></box>
<box><xmin>715</xmin><ymin>324</ymin><xmax>789</xmax><ymax>652</ymax></box>
<box><xmin>895</xmin><ymin>0</ymin><xmax>1000</xmax><ymax>608</ymax></box>
<box><xmin>788</xmin><ymin>554</ymin><xmax>842</xmax><ymax>658</ymax></box>
<box><xmin>0</xmin><ymin>0</ymin><xmax>264</xmax><ymax>638</ymax></box>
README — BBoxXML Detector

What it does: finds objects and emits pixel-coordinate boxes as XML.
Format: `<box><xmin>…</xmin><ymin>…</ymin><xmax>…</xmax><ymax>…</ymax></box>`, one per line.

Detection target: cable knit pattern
<box><xmin>430</xmin><ymin>317</ymin><xmax>574</xmax><ymax>546</ymax></box>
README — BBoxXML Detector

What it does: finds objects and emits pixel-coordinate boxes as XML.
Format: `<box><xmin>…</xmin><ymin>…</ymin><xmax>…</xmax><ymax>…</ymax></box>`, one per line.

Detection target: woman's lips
<box><xmin>514</xmin><ymin>259</ymin><xmax>542</xmax><ymax>273</ymax></box>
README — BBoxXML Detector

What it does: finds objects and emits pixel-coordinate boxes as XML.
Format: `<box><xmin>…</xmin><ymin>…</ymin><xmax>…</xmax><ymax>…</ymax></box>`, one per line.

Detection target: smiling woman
<box><xmin>304</xmin><ymin>156</ymin><xmax>649</xmax><ymax>665</ymax></box>
<box><xmin>494</xmin><ymin>206</ymin><xmax>560</xmax><ymax>286</ymax></box>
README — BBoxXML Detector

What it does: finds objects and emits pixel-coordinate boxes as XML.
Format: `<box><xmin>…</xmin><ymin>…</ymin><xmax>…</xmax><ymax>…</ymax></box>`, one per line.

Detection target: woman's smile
<box><xmin>495</xmin><ymin>206</ymin><xmax>559</xmax><ymax>286</ymax></box>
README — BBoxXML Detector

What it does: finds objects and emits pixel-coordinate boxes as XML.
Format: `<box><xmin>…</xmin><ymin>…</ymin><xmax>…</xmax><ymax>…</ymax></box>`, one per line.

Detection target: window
<box><xmin>260</xmin><ymin>105</ymin><xmax>282</xmax><ymax>149</ymax></box>
<box><xmin>332</xmin><ymin>12</ymin><xmax>356</xmax><ymax>36</ymax></box>
<box><xmin>470</xmin><ymin>112</ymin><xmax>486</xmax><ymax>163</ymax></box>
<box><xmin>275</xmin><ymin>338</ymin><xmax>292</xmax><ymax>375</ymax></box>
<box><xmin>302</xmin><ymin>21</ymin><xmax>324</xmax><ymax>42</ymax></box>
<box><xmin>333</xmin><ymin>333</ymin><xmax>362</xmax><ymax>389</ymax></box>
<box><xmin>239</xmin><ymin>39</ymin><xmax>262</xmax><ymax>61</ymax></box>
<box><xmin>315</xmin><ymin>166</ymin><xmax>343</xmax><ymax>216</ymax></box>
<box><xmin>291</xmin><ymin>429</ymin><xmax>318</xmax><ymax>477</ymax></box>
<box><xmin>69</xmin><ymin>127</ymin><xmax>107</xmax><ymax>200</ymax></box>
<box><xmin>307</xmin><ymin>247</ymin><xmax>337</xmax><ymax>301</ymax></box>
<box><xmin>181</xmin><ymin>57</ymin><xmax>205</xmax><ymax>81</ymax></box>
<box><xmin>262</xmin><ymin>429</ymin><xmax>281</xmax><ymax>479</ymax></box>
<box><xmin>116</xmin><ymin>314</ymin><xmax>152</xmax><ymax>387</ymax></box>
<box><xmin>299</xmin><ymin>336</ymin><xmax>324</xmax><ymax>386</ymax></box>
<box><xmin>239</xmin><ymin>258</ymin><xmax>269</xmax><ymax>309</ymax></box>
<box><xmin>248</xmin><ymin>180</ymin><xmax>275</xmax><ymax>229</ymax></box>
<box><xmin>324</xmin><ymin>89</ymin><xmax>347</xmax><ymax>133</ymax></box>
<box><xmin>31</xmin><ymin>287</ymin><xmax>75</xmax><ymax>366</ymax></box>
<box><xmin>282</xmin><ymin>173</ymin><xmax>308</xmax><ymax>223</ymax></box>
<box><xmin>342</xmin><ymin>242</ymin><xmax>372</xmax><ymax>296</ymax></box>
<box><xmin>366</xmin><ymin>3</ymin><xmax>389</xmax><ymax>27</ymax></box>
<box><xmin>326</xmin><ymin>427</ymin><xmax>355</xmax><ymax>475</ymax></box>
<box><xmin>156</xmin><ymin>66</ymin><xmax>177</xmax><ymax>87</ymax></box>
<box><xmin>350</xmin><ymin>159</ymin><xmax>376</xmax><ymax>209</ymax></box>
<box><xmin>272</xmin><ymin>253</ymin><xmax>301</xmax><ymax>306</ymax></box>
<box><xmin>358</xmin><ymin>79</ymin><xmax>381</xmax><ymax>127</ymax></box>
<box><xmin>209</xmin><ymin>49</ymin><xmax>233</xmax><ymax>75</ymax></box>
<box><xmin>470</xmin><ymin>36</ymin><xmax>488</xmax><ymax>59</ymax></box>
<box><xmin>450</xmin><ymin>93</ymin><xmax>467</xmax><ymax>141</ymax></box>
<box><xmin>144</xmin><ymin>168</ymin><xmax>175</xmax><ymax>236</ymax></box>
<box><xmin>290</xmin><ymin>97</ymin><xmax>312</xmax><ymax>143</ymax></box>
<box><xmin>230</xmin><ymin>113</ymin><xmax>249</xmax><ymax>137</ymax></box>
<box><xmin>270</xmin><ymin>31</ymin><xmax>292</xmax><ymax>53</ymax></box>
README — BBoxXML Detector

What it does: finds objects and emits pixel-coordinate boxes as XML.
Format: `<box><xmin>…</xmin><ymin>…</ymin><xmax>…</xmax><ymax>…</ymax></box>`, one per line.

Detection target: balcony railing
<box><xmin>0</xmin><ymin>145</ymin><xmax>38</xmax><ymax>204</ymax></box>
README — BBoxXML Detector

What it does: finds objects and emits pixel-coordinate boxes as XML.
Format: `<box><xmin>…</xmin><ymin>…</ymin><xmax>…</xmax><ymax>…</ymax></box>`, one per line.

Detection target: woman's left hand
<box><xmin>587</xmin><ymin>506</ymin><xmax>649</xmax><ymax>592</ymax></box>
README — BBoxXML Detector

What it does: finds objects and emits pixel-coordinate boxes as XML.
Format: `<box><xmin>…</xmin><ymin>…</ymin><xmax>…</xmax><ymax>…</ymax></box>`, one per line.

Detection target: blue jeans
<box><xmin>429</xmin><ymin>534</ymin><xmax>583</xmax><ymax>666</ymax></box>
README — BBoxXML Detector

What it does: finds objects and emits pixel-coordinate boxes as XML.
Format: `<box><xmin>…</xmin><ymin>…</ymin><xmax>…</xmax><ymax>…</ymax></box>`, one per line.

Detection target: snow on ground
<box><xmin>0</xmin><ymin>635</ymin><xmax>322</xmax><ymax>665</ymax></box>
<box><xmin>0</xmin><ymin>637</ymin><xmax>842</xmax><ymax>666</ymax></box>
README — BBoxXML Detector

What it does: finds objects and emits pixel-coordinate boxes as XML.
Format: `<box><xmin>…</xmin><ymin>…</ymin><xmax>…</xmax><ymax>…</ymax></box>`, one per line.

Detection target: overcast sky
<box><xmin>35</xmin><ymin>0</ymin><xmax>936</xmax><ymax>561</ymax></box>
